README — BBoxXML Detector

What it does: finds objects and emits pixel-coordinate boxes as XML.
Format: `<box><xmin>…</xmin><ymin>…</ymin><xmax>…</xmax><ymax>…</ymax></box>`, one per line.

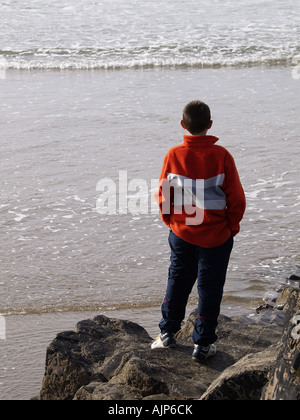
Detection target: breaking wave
<box><xmin>0</xmin><ymin>46</ymin><xmax>297</xmax><ymax>71</ymax></box>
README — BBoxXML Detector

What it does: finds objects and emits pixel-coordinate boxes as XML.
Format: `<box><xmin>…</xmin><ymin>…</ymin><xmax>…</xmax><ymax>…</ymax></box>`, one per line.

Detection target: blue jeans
<box><xmin>159</xmin><ymin>231</ymin><xmax>233</xmax><ymax>346</ymax></box>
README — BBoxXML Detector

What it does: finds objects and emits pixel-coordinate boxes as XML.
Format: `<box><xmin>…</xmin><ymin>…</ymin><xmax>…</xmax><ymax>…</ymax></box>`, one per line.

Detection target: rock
<box><xmin>289</xmin><ymin>265</ymin><xmax>300</xmax><ymax>281</ymax></box>
<box><xmin>261</xmin><ymin>288</ymin><xmax>300</xmax><ymax>400</ymax></box>
<box><xmin>39</xmin><ymin>316</ymin><xmax>152</xmax><ymax>400</ymax></box>
<box><xmin>200</xmin><ymin>346</ymin><xmax>278</xmax><ymax>400</ymax></box>
<box><xmin>38</xmin><ymin>308</ymin><xmax>284</xmax><ymax>400</ymax></box>
<box><xmin>37</xmin><ymin>286</ymin><xmax>300</xmax><ymax>401</ymax></box>
<box><xmin>274</xmin><ymin>286</ymin><xmax>299</xmax><ymax>311</ymax></box>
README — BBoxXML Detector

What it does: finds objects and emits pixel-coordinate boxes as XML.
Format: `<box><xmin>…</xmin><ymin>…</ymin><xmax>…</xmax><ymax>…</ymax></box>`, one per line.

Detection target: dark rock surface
<box><xmin>262</xmin><ymin>288</ymin><xmax>300</xmax><ymax>400</ymax></box>
<box><xmin>37</xmin><ymin>286</ymin><xmax>300</xmax><ymax>401</ymax></box>
<box><xmin>289</xmin><ymin>265</ymin><xmax>300</xmax><ymax>281</ymax></box>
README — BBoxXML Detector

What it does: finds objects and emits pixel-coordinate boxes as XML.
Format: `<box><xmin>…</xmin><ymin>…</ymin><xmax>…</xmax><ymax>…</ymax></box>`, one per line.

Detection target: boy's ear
<box><xmin>180</xmin><ymin>120</ymin><xmax>186</xmax><ymax>129</ymax></box>
<box><xmin>208</xmin><ymin>120</ymin><xmax>213</xmax><ymax>129</ymax></box>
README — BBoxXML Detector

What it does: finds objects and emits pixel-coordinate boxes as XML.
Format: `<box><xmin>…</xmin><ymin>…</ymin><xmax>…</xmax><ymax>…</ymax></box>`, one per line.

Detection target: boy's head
<box><xmin>181</xmin><ymin>100</ymin><xmax>212</xmax><ymax>135</ymax></box>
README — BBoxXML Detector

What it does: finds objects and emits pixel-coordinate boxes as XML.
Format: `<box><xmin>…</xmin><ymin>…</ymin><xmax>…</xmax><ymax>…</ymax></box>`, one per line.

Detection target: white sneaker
<box><xmin>151</xmin><ymin>333</ymin><xmax>176</xmax><ymax>349</ymax></box>
<box><xmin>192</xmin><ymin>344</ymin><xmax>217</xmax><ymax>362</ymax></box>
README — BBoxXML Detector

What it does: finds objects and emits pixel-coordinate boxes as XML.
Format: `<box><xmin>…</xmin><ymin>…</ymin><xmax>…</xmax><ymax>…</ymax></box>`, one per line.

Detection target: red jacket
<box><xmin>155</xmin><ymin>135</ymin><xmax>246</xmax><ymax>248</ymax></box>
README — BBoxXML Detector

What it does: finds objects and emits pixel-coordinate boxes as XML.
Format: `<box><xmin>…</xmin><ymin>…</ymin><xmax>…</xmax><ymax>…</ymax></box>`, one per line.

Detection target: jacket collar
<box><xmin>183</xmin><ymin>135</ymin><xmax>219</xmax><ymax>147</ymax></box>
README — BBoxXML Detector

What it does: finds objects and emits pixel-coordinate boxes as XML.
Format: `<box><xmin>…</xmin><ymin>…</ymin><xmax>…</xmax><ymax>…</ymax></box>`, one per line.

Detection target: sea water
<box><xmin>0</xmin><ymin>0</ymin><xmax>299</xmax><ymax>400</ymax></box>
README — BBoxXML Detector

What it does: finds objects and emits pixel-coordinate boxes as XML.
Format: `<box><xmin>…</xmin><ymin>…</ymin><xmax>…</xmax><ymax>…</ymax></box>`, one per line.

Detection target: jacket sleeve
<box><xmin>223</xmin><ymin>152</ymin><xmax>246</xmax><ymax>236</ymax></box>
<box><xmin>154</xmin><ymin>153</ymin><xmax>173</xmax><ymax>227</ymax></box>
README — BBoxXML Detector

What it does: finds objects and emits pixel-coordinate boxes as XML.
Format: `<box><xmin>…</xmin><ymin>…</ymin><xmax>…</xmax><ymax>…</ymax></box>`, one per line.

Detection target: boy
<box><xmin>152</xmin><ymin>100</ymin><xmax>246</xmax><ymax>362</ymax></box>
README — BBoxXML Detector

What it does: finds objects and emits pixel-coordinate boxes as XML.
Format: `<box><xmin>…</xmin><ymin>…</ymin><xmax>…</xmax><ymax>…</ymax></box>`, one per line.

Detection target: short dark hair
<box><xmin>182</xmin><ymin>101</ymin><xmax>211</xmax><ymax>135</ymax></box>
